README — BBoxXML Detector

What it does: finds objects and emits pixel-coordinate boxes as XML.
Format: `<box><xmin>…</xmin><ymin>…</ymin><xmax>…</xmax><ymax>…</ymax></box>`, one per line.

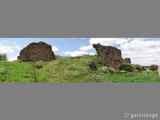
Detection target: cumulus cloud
<box><xmin>0</xmin><ymin>40</ymin><xmax>23</xmax><ymax>61</ymax></box>
<box><xmin>79</xmin><ymin>38</ymin><xmax>160</xmax><ymax>66</ymax></box>
<box><xmin>2</xmin><ymin>40</ymin><xmax>8</xmax><ymax>43</ymax></box>
<box><xmin>79</xmin><ymin>38</ymin><xmax>130</xmax><ymax>51</ymax></box>
<box><xmin>0</xmin><ymin>41</ymin><xmax>23</xmax><ymax>55</ymax></box>
<box><xmin>14</xmin><ymin>44</ymin><xmax>22</xmax><ymax>50</ymax></box>
<box><xmin>64</xmin><ymin>51</ymin><xmax>95</xmax><ymax>57</ymax></box>
<box><xmin>120</xmin><ymin>39</ymin><xmax>160</xmax><ymax>66</ymax></box>
<box><xmin>64</xmin><ymin>38</ymin><xmax>131</xmax><ymax>58</ymax></box>
<box><xmin>52</xmin><ymin>46</ymin><xmax>59</xmax><ymax>51</ymax></box>
<box><xmin>80</xmin><ymin>45</ymin><xmax>93</xmax><ymax>51</ymax></box>
<box><xmin>8</xmin><ymin>56</ymin><xmax>17</xmax><ymax>61</ymax></box>
<box><xmin>89</xmin><ymin>38</ymin><xmax>129</xmax><ymax>46</ymax></box>
<box><xmin>0</xmin><ymin>44</ymin><xmax>14</xmax><ymax>54</ymax></box>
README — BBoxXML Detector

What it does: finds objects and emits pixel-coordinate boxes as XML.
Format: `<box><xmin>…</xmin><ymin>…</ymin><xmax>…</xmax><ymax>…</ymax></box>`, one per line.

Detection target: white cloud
<box><xmin>8</xmin><ymin>56</ymin><xmax>17</xmax><ymax>61</ymax></box>
<box><xmin>0</xmin><ymin>40</ymin><xmax>21</xmax><ymax>54</ymax></box>
<box><xmin>0</xmin><ymin>41</ymin><xmax>23</xmax><ymax>54</ymax></box>
<box><xmin>64</xmin><ymin>51</ymin><xmax>95</xmax><ymax>57</ymax></box>
<box><xmin>120</xmin><ymin>38</ymin><xmax>160</xmax><ymax>66</ymax></box>
<box><xmin>3</xmin><ymin>40</ymin><xmax>8</xmax><ymax>43</ymax></box>
<box><xmin>65</xmin><ymin>40</ymin><xmax>96</xmax><ymax>56</ymax></box>
<box><xmin>52</xmin><ymin>46</ymin><xmax>59</xmax><ymax>51</ymax></box>
<box><xmin>0</xmin><ymin>41</ymin><xmax>23</xmax><ymax>61</ymax></box>
<box><xmin>64</xmin><ymin>38</ymin><xmax>132</xmax><ymax>58</ymax></box>
<box><xmin>79</xmin><ymin>38</ymin><xmax>130</xmax><ymax>51</ymax></box>
<box><xmin>89</xmin><ymin>38</ymin><xmax>129</xmax><ymax>46</ymax></box>
<box><xmin>79</xmin><ymin>38</ymin><xmax>87</xmax><ymax>39</ymax></box>
<box><xmin>0</xmin><ymin>44</ymin><xmax>14</xmax><ymax>54</ymax></box>
<box><xmin>77</xmin><ymin>38</ymin><xmax>160</xmax><ymax>66</ymax></box>
<box><xmin>14</xmin><ymin>44</ymin><xmax>22</xmax><ymax>50</ymax></box>
<box><xmin>80</xmin><ymin>45</ymin><xmax>93</xmax><ymax>51</ymax></box>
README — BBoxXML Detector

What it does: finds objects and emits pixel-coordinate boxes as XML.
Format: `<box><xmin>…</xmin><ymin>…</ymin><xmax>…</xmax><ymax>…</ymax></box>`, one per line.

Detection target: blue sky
<box><xmin>0</xmin><ymin>38</ymin><xmax>160</xmax><ymax>66</ymax></box>
<box><xmin>0</xmin><ymin>38</ymin><xmax>96</xmax><ymax>60</ymax></box>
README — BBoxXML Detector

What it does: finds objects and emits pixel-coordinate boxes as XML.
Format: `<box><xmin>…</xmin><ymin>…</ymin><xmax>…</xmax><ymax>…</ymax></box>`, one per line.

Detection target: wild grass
<box><xmin>0</xmin><ymin>55</ymin><xmax>160</xmax><ymax>83</ymax></box>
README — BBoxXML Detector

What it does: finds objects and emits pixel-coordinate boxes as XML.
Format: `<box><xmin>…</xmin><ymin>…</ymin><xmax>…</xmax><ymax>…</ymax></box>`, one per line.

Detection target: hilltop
<box><xmin>0</xmin><ymin>55</ymin><xmax>159</xmax><ymax>83</ymax></box>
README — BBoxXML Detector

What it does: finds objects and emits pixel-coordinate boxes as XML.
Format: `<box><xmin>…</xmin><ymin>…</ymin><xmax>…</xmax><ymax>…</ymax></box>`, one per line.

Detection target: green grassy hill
<box><xmin>0</xmin><ymin>55</ymin><xmax>160</xmax><ymax>83</ymax></box>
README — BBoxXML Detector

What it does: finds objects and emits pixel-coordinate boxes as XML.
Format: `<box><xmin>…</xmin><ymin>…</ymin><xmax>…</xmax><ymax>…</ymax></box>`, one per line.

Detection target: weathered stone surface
<box><xmin>123</xmin><ymin>58</ymin><xmax>131</xmax><ymax>64</ymax></box>
<box><xmin>93</xmin><ymin>43</ymin><xmax>122</xmax><ymax>69</ymax></box>
<box><xmin>18</xmin><ymin>41</ymin><xmax>55</xmax><ymax>61</ymax></box>
<box><xmin>158</xmin><ymin>66</ymin><xmax>160</xmax><ymax>76</ymax></box>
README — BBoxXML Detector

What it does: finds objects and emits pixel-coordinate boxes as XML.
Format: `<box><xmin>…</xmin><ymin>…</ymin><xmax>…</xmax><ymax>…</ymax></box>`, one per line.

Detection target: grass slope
<box><xmin>0</xmin><ymin>55</ymin><xmax>160</xmax><ymax>83</ymax></box>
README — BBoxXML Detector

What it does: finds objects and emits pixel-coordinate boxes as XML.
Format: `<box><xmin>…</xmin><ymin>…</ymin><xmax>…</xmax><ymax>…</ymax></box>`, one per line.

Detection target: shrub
<box><xmin>149</xmin><ymin>64</ymin><xmax>158</xmax><ymax>71</ymax></box>
<box><xmin>0</xmin><ymin>54</ymin><xmax>7</xmax><ymax>61</ymax></box>
<box><xmin>0</xmin><ymin>69</ymin><xmax>9</xmax><ymax>82</ymax></box>
<box><xmin>133</xmin><ymin>64</ymin><xmax>143</xmax><ymax>72</ymax></box>
<box><xmin>35</xmin><ymin>62</ymin><xmax>43</xmax><ymax>69</ymax></box>
<box><xmin>119</xmin><ymin>63</ymin><xmax>134</xmax><ymax>72</ymax></box>
<box><xmin>88</xmin><ymin>61</ymin><xmax>97</xmax><ymax>71</ymax></box>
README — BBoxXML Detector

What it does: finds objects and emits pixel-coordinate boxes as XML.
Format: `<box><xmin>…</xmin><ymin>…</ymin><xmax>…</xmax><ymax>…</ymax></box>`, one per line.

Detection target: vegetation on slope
<box><xmin>0</xmin><ymin>55</ymin><xmax>160</xmax><ymax>83</ymax></box>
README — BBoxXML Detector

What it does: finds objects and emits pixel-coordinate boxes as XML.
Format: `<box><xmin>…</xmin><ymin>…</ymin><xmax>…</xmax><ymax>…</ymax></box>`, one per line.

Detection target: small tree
<box><xmin>0</xmin><ymin>54</ymin><xmax>7</xmax><ymax>61</ymax></box>
<box><xmin>32</xmin><ymin>61</ymin><xmax>37</xmax><ymax>82</ymax></box>
<box><xmin>31</xmin><ymin>56</ymin><xmax>39</xmax><ymax>83</ymax></box>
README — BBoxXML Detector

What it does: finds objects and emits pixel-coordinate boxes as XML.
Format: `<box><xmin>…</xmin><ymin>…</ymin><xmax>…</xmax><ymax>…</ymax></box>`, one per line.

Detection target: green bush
<box><xmin>119</xmin><ymin>63</ymin><xmax>134</xmax><ymax>72</ymax></box>
<box><xmin>88</xmin><ymin>61</ymin><xmax>97</xmax><ymax>71</ymax></box>
<box><xmin>0</xmin><ymin>54</ymin><xmax>7</xmax><ymax>61</ymax></box>
<box><xmin>0</xmin><ymin>68</ymin><xmax>9</xmax><ymax>82</ymax></box>
<box><xmin>149</xmin><ymin>64</ymin><xmax>158</xmax><ymax>71</ymax></box>
<box><xmin>35</xmin><ymin>62</ymin><xmax>43</xmax><ymax>69</ymax></box>
<box><xmin>133</xmin><ymin>64</ymin><xmax>143</xmax><ymax>72</ymax></box>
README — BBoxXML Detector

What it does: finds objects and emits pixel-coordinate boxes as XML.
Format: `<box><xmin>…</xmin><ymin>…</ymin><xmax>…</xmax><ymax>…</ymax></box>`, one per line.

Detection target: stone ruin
<box><xmin>123</xmin><ymin>58</ymin><xmax>131</xmax><ymax>64</ymax></box>
<box><xmin>93</xmin><ymin>43</ymin><xmax>122</xmax><ymax>69</ymax></box>
<box><xmin>158</xmin><ymin>66</ymin><xmax>160</xmax><ymax>76</ymax></box>
<box><xmin>18</xmin><ymin>41</ymin><xmax>55</xmax><ymax>61</ymax></box>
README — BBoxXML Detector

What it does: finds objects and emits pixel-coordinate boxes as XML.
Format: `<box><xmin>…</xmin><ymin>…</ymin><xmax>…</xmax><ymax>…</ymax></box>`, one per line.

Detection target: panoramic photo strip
<box><xmin>0</xmin><ymin>38</ymin><xmax>160</xmax><ymax>83</ymax></box>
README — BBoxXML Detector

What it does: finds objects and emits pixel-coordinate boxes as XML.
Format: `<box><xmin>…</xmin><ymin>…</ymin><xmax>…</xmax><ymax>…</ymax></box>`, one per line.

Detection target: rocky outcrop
<box><xmin>123</xmin><ymin>58</ymin><xmax>131</xmax><ymax>64</ymax></box>
<box><xmin>93</xmin><ymin>43</ymin><xmax>122</xmax><ymax>69</ymax></box>
<box><xmin>18</xmin><ymin>41</ymin><xmax>55</xmax><ymax>61</ymax></box>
